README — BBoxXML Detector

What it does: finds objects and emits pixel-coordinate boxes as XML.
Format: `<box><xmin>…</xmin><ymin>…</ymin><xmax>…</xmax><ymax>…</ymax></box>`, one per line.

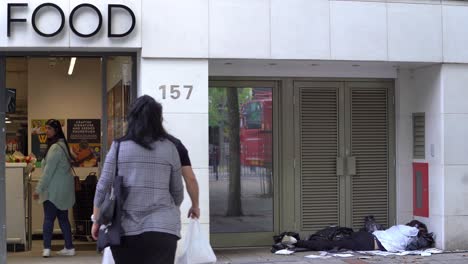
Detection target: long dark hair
<box><xmin>44</xmin><ymin>119</ymin><xmax>74</xmax><ymax>161</ymax></box>
<box><xmin>119</xmin><ymin>95</ymin><xmax>168</xmax><ymax>149</ymax></box>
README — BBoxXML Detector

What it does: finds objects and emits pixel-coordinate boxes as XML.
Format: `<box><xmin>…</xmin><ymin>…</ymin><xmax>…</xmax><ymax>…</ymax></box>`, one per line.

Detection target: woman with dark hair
<box><xmin>33</xmin><ymin>119</ymin><xmax>76</xmax><ymax>258</ymax></box>
<box><xmin>91</xmin><ymin>95</ymin><xmax>196</xmax><ymax>264</ymax></box>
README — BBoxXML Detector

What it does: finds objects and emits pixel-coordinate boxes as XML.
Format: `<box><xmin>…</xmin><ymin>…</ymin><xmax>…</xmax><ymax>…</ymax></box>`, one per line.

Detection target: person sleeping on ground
<box><xmin>284</xmin><ymin>220</ymin><xmax>434</xmax><ymax>252</ymax></box>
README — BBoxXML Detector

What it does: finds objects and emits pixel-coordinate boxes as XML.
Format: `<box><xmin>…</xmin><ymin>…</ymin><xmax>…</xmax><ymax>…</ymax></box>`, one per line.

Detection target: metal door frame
<box><xmin>208</xmin><ymin>80</ymin><xmax>280</xmax><ymax>247</ymax></box>
<box><xmin>0</xmin><ymin>56</ymin><xmax>7</xmax><ymax>264</ymax></box>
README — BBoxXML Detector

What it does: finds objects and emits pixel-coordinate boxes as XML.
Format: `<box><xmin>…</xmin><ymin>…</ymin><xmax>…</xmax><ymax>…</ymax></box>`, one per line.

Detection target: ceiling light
<box><xmin>352</xmin><ymin>64</ymin><xmax>360</xmax><ymax>67</ymax></box>
<box><xmin>5</xmin><ymin>117</ymin><xmax>9</xmax><ymax>120</ymax></box>
<box><xmin>68</xmin><ymin>57</ymin><xmax>77</xmax><ymax>75</ymax></box>
<box><xmin>6</xmin><ymin>120</ymin><xmax>12</xmax><ymax>124</ymax></box>
<box><xmin>224</xmin><ymin>62</ymin><xmax>232</xmax><ymax>65</ymax></box>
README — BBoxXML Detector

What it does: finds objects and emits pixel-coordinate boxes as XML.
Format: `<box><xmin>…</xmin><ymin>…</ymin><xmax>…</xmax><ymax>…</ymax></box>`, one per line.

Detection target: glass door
<box><xmin>209</xmin><ymin>80</ymin><xmax>278</xmax><ymax>247</ymax></box>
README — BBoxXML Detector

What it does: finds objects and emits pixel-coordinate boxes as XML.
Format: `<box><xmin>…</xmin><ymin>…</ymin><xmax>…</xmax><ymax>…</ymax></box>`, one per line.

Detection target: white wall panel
<box><xmin>142</xmin><ymin>0</ymin><xmax>208</xmax><ymax>58</ymax></box>
<box><xmin>445</xmin><ymin>215</ymin><xmax>468</xmax><ymax>249</ymax></box>
<box><xmin>397</xmin><ymin>165</ymin><xmax>413</xmax><ymax>212</ymax></box>
<box><xmin>164</xmin><ymin>113</ymin><xmax>209</xmax><ymax>170</ymax></box>
<box><xmin>69</xmin><ymin>0</ymin><xmax>141</xmax><ymax>48</ymax></box>
<box><xmin>429</xmin><ymin>164</ymin><xmax>444</xmax><ymax>215</ymax></box>
<box><xmin>0</xmin><ymin>0</ymin><xmax>70</xmax><ymax>47</ymax></box>
<box><xmin>396</xmin><ymin>66</ymin><xmax>445</xmax><ymax>248</ymax></box>
<box><xmin>209</xmin><ymin>0</ymin><xmax>270</xmax><ymax>58</ymax></box>
<box><xmin>442</xmin><ymin>64</ymin><xmax>468</xmax><ymax>114</ymax></box>
<box><xmin>388</xmin><ymin>3</ymin><xmax>442</xmax><ymax>62</ymax></box>
<box><xmin>139</xmin><ymin>58</ymin><xmax>208</xmax><ymax>167</ymax></box>
<box><xmin>444</xmin><ymin>166</ymin><xmax>468</xmax><ymax>216</ymax></box>
<box><xmin>444</xmin><ymin>114</ymin><xmax>468</xmax><ymax>165</ymax></box>
<box><xmin>271</xmin><ymin>0</ymin><xmax>329</xmax><ymax>59</ymax></box>
<box><xmin>443</xmin><ymin>5</ymin><xmax>468</xmax><ymax>63</ymax></box>
<box><xmin>139</xmin><ymin>59</ymin><xmax>208</xmax><ymax>114</ymax></box>
<box><xmin>330</xmin><ymin>1</ymin><xmax>387</xmax><ymax>61</ymax></box>
<box><xmin>396</xmin><ymin>116</ymin><xmax>412</xmax><ymax>164</ymax></box>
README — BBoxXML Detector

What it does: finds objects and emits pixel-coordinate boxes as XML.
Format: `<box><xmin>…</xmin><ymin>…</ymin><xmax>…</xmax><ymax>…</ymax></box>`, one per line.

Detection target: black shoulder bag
<box><xmin>97</xmin><ymin>141</ymin><xmax>123</xmax><ymax>252</ymax></box>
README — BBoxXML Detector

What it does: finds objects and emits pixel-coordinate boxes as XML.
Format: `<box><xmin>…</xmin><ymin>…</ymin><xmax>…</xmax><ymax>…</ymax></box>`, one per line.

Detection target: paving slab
<box><xmin>7</xmin><ymin>241</ymin><xmax>468</xmax><ymax>264</ymax></box>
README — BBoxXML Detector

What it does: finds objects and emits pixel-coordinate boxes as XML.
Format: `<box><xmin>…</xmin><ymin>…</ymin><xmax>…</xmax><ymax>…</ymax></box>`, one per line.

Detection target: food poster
<box><xmin>67</xmin><ymin>119</ymin><xmax>101</xmax><ymax>167</ymax></box>
<box><xmin>31</xmin><ymin>119</ymin><xmax>66</xmax><ymax>162</ymax></box>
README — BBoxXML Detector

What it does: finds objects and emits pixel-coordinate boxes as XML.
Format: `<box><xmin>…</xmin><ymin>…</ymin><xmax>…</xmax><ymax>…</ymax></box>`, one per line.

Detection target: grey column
<box><xmin>0</xmin><ymin>56</ymin><xmax>7</xmax><ymax>263</ymax></box>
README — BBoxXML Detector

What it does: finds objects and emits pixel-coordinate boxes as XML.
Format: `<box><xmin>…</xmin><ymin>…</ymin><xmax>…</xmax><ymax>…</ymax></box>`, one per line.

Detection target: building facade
<box><xmin>1</xmin><ymin>1</ymin><xmax>468</xmax><ymax>260</ymax></box>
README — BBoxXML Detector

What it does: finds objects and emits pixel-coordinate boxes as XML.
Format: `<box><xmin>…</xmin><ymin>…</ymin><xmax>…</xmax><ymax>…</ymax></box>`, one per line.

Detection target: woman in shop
<box><xmin>33</xmin><ymin>119</ymin><xmax>76</xmax><ymax>258</ymax></box>
<box><xmin>91</xmin><ymin>95</ymin><xmax>200</xmax><ymax>264</ymax></box>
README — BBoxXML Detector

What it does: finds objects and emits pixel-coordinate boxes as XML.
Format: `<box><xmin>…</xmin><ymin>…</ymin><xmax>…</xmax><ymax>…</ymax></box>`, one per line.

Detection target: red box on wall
<box><xmin>413</xmin><ymin>163</ymin><xmax>429</xmax><ymax>217</ymax></box>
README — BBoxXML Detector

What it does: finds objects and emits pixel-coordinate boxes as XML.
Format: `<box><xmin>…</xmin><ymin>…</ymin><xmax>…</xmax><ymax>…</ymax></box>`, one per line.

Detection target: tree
<box><xmin>226</xmin><ymin>88</ymin><xmax>243</xmax><ymax>216</ymax></box>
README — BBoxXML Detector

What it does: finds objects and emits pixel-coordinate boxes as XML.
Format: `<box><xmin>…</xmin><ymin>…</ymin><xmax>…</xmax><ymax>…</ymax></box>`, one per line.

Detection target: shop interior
<box><xmin>4</xmin><ymin>55</ymin><xmax>133</xmax><ymax>251</ymax></box>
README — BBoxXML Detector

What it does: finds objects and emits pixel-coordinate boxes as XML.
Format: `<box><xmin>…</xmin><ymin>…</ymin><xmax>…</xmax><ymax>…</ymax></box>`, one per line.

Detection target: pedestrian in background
<box><xmin>33</xmin><ymin>119</ymin><xmax>76</xmax><ymax>258</ymax></box>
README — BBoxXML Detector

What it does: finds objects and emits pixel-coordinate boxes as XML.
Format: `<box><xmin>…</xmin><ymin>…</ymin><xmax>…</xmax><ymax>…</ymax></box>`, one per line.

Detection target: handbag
<box><xmin>97</xmin><ymin>141</ymin><xmax>123</xmax><ymax>252</ymax></box>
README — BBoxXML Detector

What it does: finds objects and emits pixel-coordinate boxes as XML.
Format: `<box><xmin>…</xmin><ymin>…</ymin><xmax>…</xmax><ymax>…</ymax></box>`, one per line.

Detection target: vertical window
<box><xmin>412</xmin><ymin>113</ymin><xmax>425</xmax><ymax>159</ymax></box>
<box><xmin>209</xmin><ymin>86</ymin><xmax>273</xmax><ymax>233</ymax></box>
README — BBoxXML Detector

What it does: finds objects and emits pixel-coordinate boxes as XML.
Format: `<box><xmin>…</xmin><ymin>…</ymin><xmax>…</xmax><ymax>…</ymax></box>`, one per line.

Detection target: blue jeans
<box><xmin>42</xmin><ymin>200</ymin><xmax>74</xmax><ymax>249</ymax></box>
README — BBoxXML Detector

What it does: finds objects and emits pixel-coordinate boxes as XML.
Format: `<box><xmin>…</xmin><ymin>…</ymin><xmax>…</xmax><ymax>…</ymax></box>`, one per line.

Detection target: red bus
<box><xmin>240</xmin><ymin>89</ymin><xmax>272</xmax><ymax>168</ymax></box>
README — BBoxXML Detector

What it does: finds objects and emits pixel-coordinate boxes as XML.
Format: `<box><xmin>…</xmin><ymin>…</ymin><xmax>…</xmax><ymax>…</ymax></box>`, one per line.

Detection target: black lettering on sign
<box><xmin>6</xmin><ymin>2</ymin><xmax>136</xmax><ymax>38</ymax></box>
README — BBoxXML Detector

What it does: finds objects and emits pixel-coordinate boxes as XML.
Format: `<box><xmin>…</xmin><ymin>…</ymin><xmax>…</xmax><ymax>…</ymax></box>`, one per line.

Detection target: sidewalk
<box><xmin>7</xmin><ymin>241</ymin><xmax>468</xmax><ymax>264</ymax></box>
<box><xmin>215</xmin><ymin>248</ymin><xmax>468</xmax><ymax>263</ymax></box>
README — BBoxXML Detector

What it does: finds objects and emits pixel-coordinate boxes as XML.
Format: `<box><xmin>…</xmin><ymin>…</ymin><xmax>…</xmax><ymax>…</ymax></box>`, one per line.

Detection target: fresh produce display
<box><xmin>6</xmin><ymin>151</ymin><xmax>37</xmax><ymax>164</ymax></box>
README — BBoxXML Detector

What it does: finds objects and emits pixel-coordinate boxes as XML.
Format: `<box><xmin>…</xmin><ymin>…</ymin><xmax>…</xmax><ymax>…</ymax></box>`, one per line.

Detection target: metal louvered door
<box><xmin>295</xmin><ymin>82</ymin><xmax>346</xmax><ymax>233</ymax></box>
<box><xmin>346</xmin><ymin>82</ymin><xmax>393</xmax><ymax>230</ymax></box>
<box><xmin>296</xmin><ymin>81</ymin><xmax>394</xmax><ymax>234</ymax></box>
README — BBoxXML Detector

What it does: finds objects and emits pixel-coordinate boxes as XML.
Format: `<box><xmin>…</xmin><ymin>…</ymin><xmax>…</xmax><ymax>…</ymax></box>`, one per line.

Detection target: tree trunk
<box><xmin>226</xmin><ymin>88</ymin><xmax>243</xmax><ymax>216</ymax></box>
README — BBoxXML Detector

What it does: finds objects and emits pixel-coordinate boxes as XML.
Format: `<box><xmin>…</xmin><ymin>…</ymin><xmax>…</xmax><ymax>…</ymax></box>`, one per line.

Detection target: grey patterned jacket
<box><xmin>94</xmin><ymin>139</ymin><xmax>184</xmax><ymax>238</ymax></box>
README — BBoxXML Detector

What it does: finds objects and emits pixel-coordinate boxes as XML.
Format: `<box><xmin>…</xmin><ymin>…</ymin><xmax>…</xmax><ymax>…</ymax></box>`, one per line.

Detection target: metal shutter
<box><xmin>350</xmin><ymin>87</ymin><xmax>389</xmax><ymax>230</ymax></box>
<box><xmin>300</xmin><ymin>87</ymin><xmax>340</xmax><ymax>231</ymax></box>
<box><xmin>413</xmin><ymin>114</ymin><xmax>425</xmax><ymax>159</ymax></box>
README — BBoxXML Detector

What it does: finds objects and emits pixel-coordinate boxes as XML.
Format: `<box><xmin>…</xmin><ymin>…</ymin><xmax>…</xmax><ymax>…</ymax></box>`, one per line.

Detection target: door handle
<box><xmin>347</xmin><ymin>156</ymin><xmax>356</xmax><ymax>176</ymax></box>
<box><xmin>336</xmin><ymin>157</ymin><xmax>344</xmax><ymax>176</ymax></box>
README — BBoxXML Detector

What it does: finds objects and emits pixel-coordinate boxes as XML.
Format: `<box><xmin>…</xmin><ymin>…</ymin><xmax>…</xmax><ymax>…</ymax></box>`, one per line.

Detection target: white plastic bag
<box><xmin>102</xmin><ymin>247</ymin><xmax>115</xmax><ymax>264</ymax></box>
<box><xmin>176</xmin><ymin>219</ymin><xmax>217</xmax><ymax>264</ymax></box>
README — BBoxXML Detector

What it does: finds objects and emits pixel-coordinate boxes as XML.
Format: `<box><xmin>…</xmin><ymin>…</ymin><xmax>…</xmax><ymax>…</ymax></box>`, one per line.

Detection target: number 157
<box><xmin>159</xmin><ymin>85</ymin><xmax>193</xmax><ymax>100</ymax></box>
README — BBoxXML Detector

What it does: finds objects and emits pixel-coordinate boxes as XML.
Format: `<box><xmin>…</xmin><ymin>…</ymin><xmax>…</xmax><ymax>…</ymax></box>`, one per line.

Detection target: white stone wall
<box><xmin>0</xmin><ymin>1</ymin><xmax>468</xmax><ymax>63</ymax></box>
<box><xmin>441</xmin><ymin>64</ymin><xmax>468</xmax><ymax>250</ymax></box>
<box><xmin>141</xmin><ymin>0</ymin><xmax>468</xmax><ymax>63</ymax></box>
<box><xmin>396</xmin><ymin>65</ymin><xmax>445</xmax><ymax>248</ymax></box>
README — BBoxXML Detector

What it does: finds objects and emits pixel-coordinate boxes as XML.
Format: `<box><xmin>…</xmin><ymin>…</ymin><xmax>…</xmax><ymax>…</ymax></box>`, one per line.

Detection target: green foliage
<box><xmin>209</xmin><ymin>87</ymin><xmax>253</xmax><ymax>127</ymax></box>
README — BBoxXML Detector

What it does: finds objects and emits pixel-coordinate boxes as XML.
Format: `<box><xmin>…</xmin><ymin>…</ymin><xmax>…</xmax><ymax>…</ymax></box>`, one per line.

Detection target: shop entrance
<box><xmin>0</xmin><ymin>53</ymin><xmax>136</xmax><ymax>257</ymax></box>
<box><xmin>294</xmin><ymin>80</ymin><xmax>395</xmax><ymax>236</ymax></box>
